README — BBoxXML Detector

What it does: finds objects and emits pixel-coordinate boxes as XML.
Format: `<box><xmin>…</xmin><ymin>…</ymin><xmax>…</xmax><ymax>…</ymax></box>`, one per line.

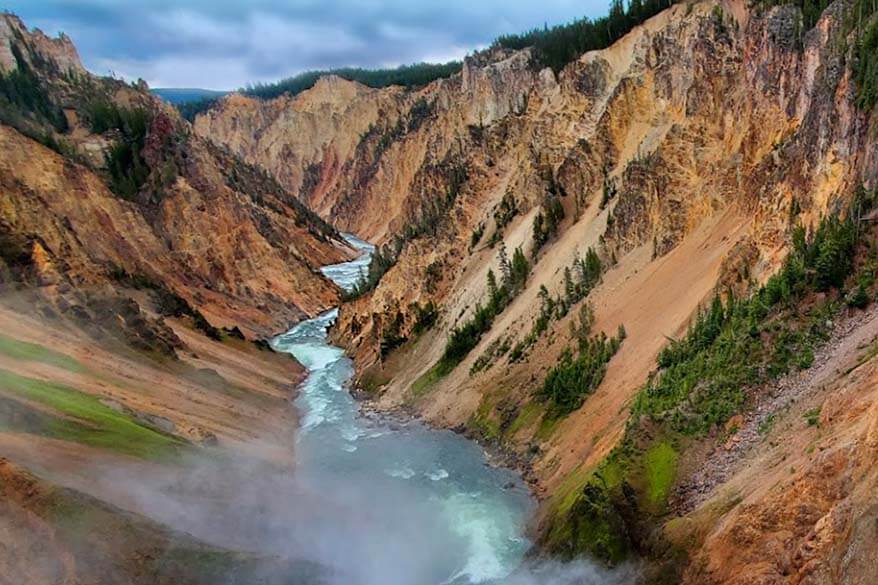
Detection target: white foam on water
<box><xmin>440</xmin><ymin>491</ymin><xmax>526</xmax><ymax>584</ymax></box>
<box><xmin>320</xmin><ymin>233</ymin><xmax>376</xmax><ymax>291</ymax></box>
<box><xmin>427</xmin><ymin>469</ymin><xmax>450</xmax><ymax>481</ymax></box>
<box><xmin>341</xmin><ymin>425</ymin><xmax>362</xmax><ymax>442</ymax></box>
<box><xmin>292</xmin><ymin>345</ymin><xmax>339</xmax><ymax>371</ymax></box>
<box><xmin>297</xmin><ymin>386</ymin><xmax>327</xmax><ymax>429</ymax></box>
<box><xmin>384</xmin><ymin>466</ymin><xmax>417</xmax><ymax>480</ymax></box>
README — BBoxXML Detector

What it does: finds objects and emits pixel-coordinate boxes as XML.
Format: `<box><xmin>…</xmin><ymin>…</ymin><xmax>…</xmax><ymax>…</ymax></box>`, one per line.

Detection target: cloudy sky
<box><xmin>7</xmin><ymin>0</ymin><xmax>608</xmax><ymax>90</ymax></box>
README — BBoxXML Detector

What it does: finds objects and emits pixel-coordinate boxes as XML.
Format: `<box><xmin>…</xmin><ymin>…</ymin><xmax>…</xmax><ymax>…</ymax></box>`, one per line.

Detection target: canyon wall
<box><xmin>0</xmin><ymin>13</ymin><xmax>354</xmax><ymax>338</ymax></box>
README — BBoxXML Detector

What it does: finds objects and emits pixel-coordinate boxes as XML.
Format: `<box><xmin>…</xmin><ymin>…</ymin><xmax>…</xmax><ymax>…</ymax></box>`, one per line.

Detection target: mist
<box><xmin>18</xmin><ymin>439</ymin><xmax>634</xmax><ymax>585</ymax></box>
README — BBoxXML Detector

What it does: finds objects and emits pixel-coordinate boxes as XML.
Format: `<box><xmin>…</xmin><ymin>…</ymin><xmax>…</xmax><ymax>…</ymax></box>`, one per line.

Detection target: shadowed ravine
<box><xmin>271</xmin><ymin>234</ymin><xmax>534</xmax><ymax>584</ymax></box>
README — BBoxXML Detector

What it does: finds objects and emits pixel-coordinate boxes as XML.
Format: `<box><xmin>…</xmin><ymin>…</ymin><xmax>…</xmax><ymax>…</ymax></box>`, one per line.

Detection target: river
<box><xmin>271</xmin><ymin>234</ymin><xmax>534</xmax><ymax>585</ymax></box>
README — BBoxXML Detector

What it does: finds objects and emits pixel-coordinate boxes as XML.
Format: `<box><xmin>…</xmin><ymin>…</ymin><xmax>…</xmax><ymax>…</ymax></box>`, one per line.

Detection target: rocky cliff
<box><xmin>0</xmin><ymin>13</ymin><xmax>353</xmax><ymax>339</ymax></box>
<box><xmin>195</xmin><ymin>0</ymin><xmax>878</xmax><ymax>580</ymax></box>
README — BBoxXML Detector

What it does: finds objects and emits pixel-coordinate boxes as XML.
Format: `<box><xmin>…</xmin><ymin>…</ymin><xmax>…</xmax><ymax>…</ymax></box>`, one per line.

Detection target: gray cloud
<box><xmin>6</xmin><ymin>0</ymin><xmax>608</xmax><ymax>89</ymax></box>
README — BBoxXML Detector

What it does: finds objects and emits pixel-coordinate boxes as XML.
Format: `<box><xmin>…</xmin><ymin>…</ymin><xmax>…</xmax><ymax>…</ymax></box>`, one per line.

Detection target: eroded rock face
<box><xmin>199</xmin><ymin>0</ymin><xmax>871</xmax><ymax>367</ymax></box>
<box><xmin>195</xmin><ymin>79</ymin><xmax>404</xmax><ymax>240</ymax></box>
<box><xmin>0</xmin><ymin>122</ymin><xmax>346</xmax><ymax>338</ymax></box>
<box><xmin>0</xmin><ymin>14</ymin><xmax>350</xmax><ymax>340</ymax></box>
<box><xmin>675</xmin><ymin>307</ymin><xmax>878</xmax><ymax>585</ymax></box>
<box><xmin>0</xmin><ymin>14</ymin><xmax>84</xmax><ymax>75</ymax></box>
<box><xmin>195</xmin><ymin>50</ymin><xmax>543</xmax><ymax>242</ymax></box>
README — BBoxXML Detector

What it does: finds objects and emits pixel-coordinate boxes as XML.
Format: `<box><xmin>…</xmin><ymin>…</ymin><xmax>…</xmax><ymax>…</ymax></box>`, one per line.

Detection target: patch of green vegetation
<box><xmin>644</xmin><ymin>441</ymin><xmax>678</xmax><ymax>509</ymax></box>
<box><xmin>757</xmin><ymin>0</ymin><xmax>876</xmax><ymax>111</ymax></box>
<box><xmin>88</xmin><ymin>101</ymin><xmax>153</xmax><ymax>200</ymax></box>
<box><xmin>536</xmin><ymin>304</ymin><xmax>624</xmax><ymax>417</ymax></box>
<box><xmin>437</xmin><ymin>244</ymin><xmax>530</xmax><ymax>374</ymax></box>
<box><xmin>637</xmin><ymin>211</ymin><xmax>860</xmax><ymax>435</ymax></box>
<box><xmin>848</xmin><ymin>339</ymin><xmax>878</xmax><ymax>375</ymax></box>
<box><xmin>542</xmin><ymin>462</ymin><xmax>627</xmax><ymax>563</ymax></box>
<box><xmin>410</xmin><ymin>362</ymin><xmax>446</xmax><ymax>399</ymax></box>
<box><xmin>758</xmin><ymin>413</ymin><xmax>776</xmax><ymax>436</ymax></box>
<box><xmin>469</xmin><ymin>222</ymin><xmax>486</xmax><ymax>251</ymax></box>
<box><xmin>0</xmin><ymin>368</ymin><xmax>181</xmax><ymax>460</ymax></box>
<box><xmin>0</xmin><ymin>42</ymin><xmax>68</xmax><ymax>132</ymax></box>
<box><xmin>600</xmin><ymin>173</ymin><xmax>618</xmax><ymax>209</ymax></box>
<box><xmin>0</xmin><ymin>41</ymin><xmax>72</xmax><ymax>154</ymax></box>
<box><xmin>854</xmin><ymin>12</ymin><xmax>878</xmax><ymax>110</ymax></box>
<box><xmin>535</xmin><ymin>411</ymin><xmax>563</xmax><ymax>441</ymax></box>
<box><xmin>494</xmin><ymin>191</ymin><xmax>519</xmax><ymax>234</ymax></box>
<box><xmin>486</xmin><ymin>191</ymin><xmax>521</xmax><ymax>247</ymax></box>
<box><xmin>424</xmin><ymin>260</ymin><xmax>444</xmax><ymax>294</ymax></box>
<box><xmin>494</xmin><ymin>0</ymin><xmax>678</xmax><ymax>74</ymax></box>
<box><xmin>358</xmin><ymin>367</ymin><xmax>391</xmax><ymax>396</ymax></box>
<box><xmin>754</xmin><ymin>0</ymin><xmax>834</xmax><ymax>32</ymax></box>
<box><xmin>848</xmin><ymin>283</ymin><xmax>872</xmax><ymax>310</ymax></box>
<box><xmin>243</xmin><ymin>61</ymin><xmax>462</xmax><ymax>100</ymax></box>
<box><xmin>410</xmin><ymin>301</ymin><xmax>439</xmax><ymax>336</ymax></box>
<box><xmin>803</xmin><ymin>406</ymin><xmax>821</xmax><ymax>427</ymax></box>
<box><xmin>0</xmin><ymin>333</ymin><xmax>84</xmax><ymax>373</ymax></box>
<box><xmin>505</xmin><ymin>401</ymin><xmax>543</xmax><ymax>437</ymax></box>
<box><xmin>468</xmin><ymin>398</ymin><xmax>501</xmax><ymax>441</ymax></box>
<box><xmin>542</xmin><ymin>457</ymin><xmax>626</xmax><ymax>562</ymax></box>
<box><xmin>342</xmin><ymin>245</ymin><xmax>398</xmax><ymax>301</ymax></box>
<box><xmin>549</xmin><ymin>464</ymin><xmax>592</xmax><ymax>513</ymax></box>
<box><xmin>470</xmin><ymin>337</ymin><xmax>504</xmax><ymax>375</ymax></box>
<box><xmin>174</xmin><ymin>95</ymin><xmax>219</xmax><ymax>121</ymax></box>
<box><xmin>378</xmin><ymin>310</ymin><xmax>407</xmax><ymax>358</ymax></box>
<box><xmin>532</xmin><ymin>194</ymin><xmax>565</xmax><ymax>258</ymax></box>
<box><xmin>543</xmin><ymin>471</ymin><xmax>630</xmax><ymax>564</ymax></box>
<box><xmin>509</xmin><ymin>248</ymin><xmax>604</xmax><ymax>362</ymax></box>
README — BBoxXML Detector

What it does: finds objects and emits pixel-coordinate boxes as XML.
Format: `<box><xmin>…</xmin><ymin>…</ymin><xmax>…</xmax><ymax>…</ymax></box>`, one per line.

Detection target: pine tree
<box><xmin>564</xmin><ymin>266</ymin><xmax>575</xmax><ymax>303</ymax></box>
<box><xmin>511</xmin><ymin>246</ymin><xmax>530</xmax><ymax>289</ymax></box>
<box><xmin>487</xmin><ymin>269</ymin><xmax>500</xmax><ymax>313</ymax></box>
<box><xmin>532</xmin><ymin>211</ymin><xmax>546</xmax><ymax>252</ymax></box>
<box><xmin>539</xmin><ymin>285</ymin><xmax>551</xmax><ymax>314</ymax></box>
<box><xmin>498</xmin><ymin>243</ymin><xmax>512</xmax><ymax>287</ymax></box>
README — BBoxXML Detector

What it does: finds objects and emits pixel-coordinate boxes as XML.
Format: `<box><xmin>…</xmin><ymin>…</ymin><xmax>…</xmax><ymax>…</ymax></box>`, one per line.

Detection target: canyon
<box><xmin>197</xmin><ymin>0</ymin><xmax>878</xmax><ymax>582</ymax></box>
<box><xmin>2</xmin><ymin>0</ymin><xmax>878</xmax><ymax>583</ymax></box>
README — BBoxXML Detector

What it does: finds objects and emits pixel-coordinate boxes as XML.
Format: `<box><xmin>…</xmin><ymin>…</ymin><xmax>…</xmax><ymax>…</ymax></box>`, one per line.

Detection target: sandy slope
<box><xmin>0</xmin><ymin>303</ymin><xmax>301</xmax><ymax>453</ymax></box>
